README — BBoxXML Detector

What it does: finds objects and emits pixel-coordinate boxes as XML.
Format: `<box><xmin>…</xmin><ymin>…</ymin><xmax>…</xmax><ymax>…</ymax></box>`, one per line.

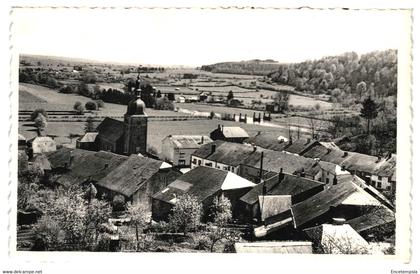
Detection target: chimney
<box><xmin>253</xmin><ymin>146</ymin><xmax>257</xmax><ymax>152</ymax></box>
<box><xmin>306</xmin><ymin>138</ymin><xmax>311</xmax><ymax>144</ymax></box>
<box><xmin>288</xmin><ymin>138</ymin><xmax>293</xmax><ymax>145</ymax></box>
<box><xmin>333</xmin><ymin>175</ymin><xmax>338</xmax><ymax>185</ymax></box>
<box><xmin>341</xmin><ymin>165</ymin><xmax>346</xmax><ymax>171</ymax></box>
<box><xmin>69</xmin><ymin>151</ymin><xmax>74</xmax><ymax>168</ymax></box>
<box><xmin>327</xmin><ymin>148</ymin><xmax>332</xmax><ymax>154</ymax></box>
<box><xmin>257</xmin><ymin>131</ymin><xmax>261</xmax><ymax>136</ymax></box>
<box><xmin>211</xmin><ymin>144</ymin><xmax>216</xmax><ymax>154</ymax></box>
<box><xmin>376</xmin><ymin>156</ymin><xmax>382</xmax><ymax>163</ymax></box>
<box><xmin>300</xmin><ymin>168</ymin><xmax>305</xmax><ymax>177</ymax></box>
<box><xmin>278</xmin><ymin>168</ymin><xmax>284</xmax><ymax>184</ymax></box>
<box><xmin>218</xmin><ymin>124</ymin><xmax>221</xmax><ymax>131</ymax></box>
<box><xmin>104</xmin><ymin>163</ymin><xmax>109</xmax><ymax>169</ymax></box>
<box><xmin>201</xmin><ymin>136</ymin><xmax>204</xmax><ymax>144</ymax></box>
<box><xmin>259</xmin><ymin>152</ymin><xmax>264</xmax><ymax>183</ymax></box>
<box><xmin>343</xmin><ymin>151</ymin><xmax>348</xmax><ymax>157</ymax></box>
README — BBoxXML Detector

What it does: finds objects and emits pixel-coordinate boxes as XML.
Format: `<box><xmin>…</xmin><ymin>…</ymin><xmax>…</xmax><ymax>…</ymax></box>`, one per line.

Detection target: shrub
<box><xmin>30</xmin><ymin>108</ymin><xmax>48</xmax><ymax>121</ymax></box>
<box><xmin>85</xmin><ymin>101</ymin><xmax>98</xmax><ymax>111</ymax></box>
<box><xmin>95</xmin><ymin>99</ymin><xmax>105</xmax><ymax>109</ymax></box>
<box><xmin>168</xmin><ymin>194</ymin><xmax>202</xmax><ymax>235</ymax></box>
<box><xmin>73</xmin><ymin>101</ymin><xmax>84</xmax><ymax>114</ymax></box>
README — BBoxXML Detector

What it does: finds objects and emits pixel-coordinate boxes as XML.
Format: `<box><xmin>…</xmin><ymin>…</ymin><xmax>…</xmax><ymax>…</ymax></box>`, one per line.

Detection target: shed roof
<box><xmin>245</xmin><ymin>132</ymin><xmax>291</xmax><ymax>151</ymax></box>
<box><xmin>96</xmin><ymin>117</ymin><xmax>124</xmax><ymax>142</ymax></box>
<box><xmin>79</xmin><ymin>132</ymin><xmax>99</xmax><ymax>143</ymax></box>
<box><xmin>153</xmin><ymin>166</ymin><xmax>255</xmax><ymax>204</ymax></box>
<box><xmin>291</xmin><ymin>181</ymin><xmax>358</xmax><ymax>228</ymax></box>
<box><xmin>216</xmin><ymin>126</ymin><xmax>249</xmax><ymax>138</ymax></box>
<box><xmin>46</xmin><ymin>147</ymin><xmax>96</xmax><ymax>169</ymax></box>
<box><xmin>96</xmin><ymin>155</ymin><xmax>164</xmax><ymax>197</ymax></box>
<box><xmin>240</xmin><ymin>173</ymin><xmax>324</xmax><ymax>205</ymax></box>
<box><xmin>164</xmin><ymin>135</ymin><xmax>212</xmax><ymax>149</ymax></box>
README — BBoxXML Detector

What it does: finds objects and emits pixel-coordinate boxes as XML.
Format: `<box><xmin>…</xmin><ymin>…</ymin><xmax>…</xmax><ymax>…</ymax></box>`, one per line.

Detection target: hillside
<box><xmin>201</xmin><ymin>59</ymin><xmax>280</xmax><ymax>76</ymax></box>
<box><xmin>268</xmin><ymin>50</ymin><xmax>397</xmax><ymax>104</ymax></box>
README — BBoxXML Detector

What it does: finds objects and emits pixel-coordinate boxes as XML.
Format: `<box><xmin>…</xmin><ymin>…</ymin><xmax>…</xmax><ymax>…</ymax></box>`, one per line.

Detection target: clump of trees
<box><xmin>168</xmin><ymin>195</ymin><xmax>202</xmax><ymax>235</ymax></box>
<box><xmin>154</xmin><ymin>96</ymin><xmax>174</xmax><ymax>111</ymax></box>
<box><xmin>85</xmin><ymin>101</ymin><xmax>98</xmax><ymax>111</ymax></box>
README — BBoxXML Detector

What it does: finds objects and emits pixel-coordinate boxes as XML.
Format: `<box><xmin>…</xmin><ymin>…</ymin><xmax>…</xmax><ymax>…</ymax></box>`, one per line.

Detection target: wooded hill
<box><xmin>269</xmin><ymin>50</ymin><xmax>397</xmax><ymax>102</ymax></box>
<box><xmin>201</xmin><ymin>59</ymin><xmax>280</xmax><ymax>76</ymax></box>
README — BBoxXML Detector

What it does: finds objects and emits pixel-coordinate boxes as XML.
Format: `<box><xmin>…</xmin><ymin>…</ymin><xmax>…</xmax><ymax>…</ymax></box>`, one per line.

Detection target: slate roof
<box><xmin>55</xmin><ymin>150</ymin><xmax>127</xmax><ymax>186</ymax></box>
<box><xmin>96</xmin><ymin>155</ymin><xmax>164</xmax><ymax>197</ymax></box>
<box><xmin>245</xmin><ymin>132</ymin><xmax>291</xmax><ymax>151</ymax></box>
<box><xmin>96</xmin><ymin>117</ymin><xmax>124</xmax><ymax>142</ymax></box>
<box><xmin>153</xmin><ymin>166</ymin><xmax>255</xmax><ymax>204</ymax></box>
<box><xmin>345</xmin><ymin>207</ymin><xmax>395</xmax><ymax>233</ymax></box>
<box><xmin>46</xmin><ymin>147</ymin><xmax>96</xmax><ymax>169</ymax></box>
<box><xmin>240</xmin><ymin>173</ymin><xmax>325</xmax><ymax>205</ymax></box>
<box><xmin>33</xmin><ymin>154</ymin><xmax>51</xmax><ymax>171</ymax></box>
<box><xmin>291</xmin><ymin>181</ymin><xmax>358</xmax><ymax>228</ymax></box>
<box><xmin>79</xmin><ymin>132</ymin><xmax>99</xmax><ymax>143</ymax></box>
<box><xmin>192</xmin><ymin>141</ymin><xmax>258</xmax><ymax>167</ymax></box>
<box><xmin>164</xmin><ymin>135</ymin><xmax>212</xmax><ymax>149</ymax></box>
<box><xmin>242</xmin><ymin>149</ymin><xmax>321</xmax><ymax>177</ymax></box>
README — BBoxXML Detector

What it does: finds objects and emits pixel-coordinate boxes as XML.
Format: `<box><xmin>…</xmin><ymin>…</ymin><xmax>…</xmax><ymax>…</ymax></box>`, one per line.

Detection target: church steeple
<box><xmin>123</xmin><ymin>90</ymin><xmax>148</xmax><ymax>155</ymax></box>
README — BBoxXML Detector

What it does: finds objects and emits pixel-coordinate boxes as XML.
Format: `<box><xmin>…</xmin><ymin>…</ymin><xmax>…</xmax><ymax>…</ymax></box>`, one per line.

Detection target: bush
<box><xmin>168</xmin><ymin>195</ymin><xmax>202</xmax><ymax>235</ymax></box>
<box><xmin>95</xmin><ymin>99</ymin><xmax>105</xmax><ymax>109</ymax></box>
<box><xmin>30</xmin><ymin>109</ymin><xmax>48</xmax><ymax>121</ymax></box>
<box><xmin>60</xmin><ymin>85</ymin><xmax>75</xmax><ymax>94</ymax></box>
<box><xmin>85</xmin><ymin>101</ymin><xmax>98</xmax><ymax>111</ymax></box>
<box><xmin>155</xmin><ymin>97</ymin><xmax>174</xmax><ymax>111</ymax></box>
<box><xmin>73</xmin><ymin>101</ymin><xmax>84</xmax><ymax>114</ymax></box>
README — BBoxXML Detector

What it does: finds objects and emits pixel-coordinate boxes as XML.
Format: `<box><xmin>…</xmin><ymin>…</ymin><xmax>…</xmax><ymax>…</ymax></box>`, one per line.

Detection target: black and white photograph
<box><xmin>5</xmin><ymin>4</ymin><xmax>413</xmax><ymax>265</ymax></box>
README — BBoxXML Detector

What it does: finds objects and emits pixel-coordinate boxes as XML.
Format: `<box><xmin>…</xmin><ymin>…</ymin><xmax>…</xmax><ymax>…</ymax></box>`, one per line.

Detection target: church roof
<box><xmin>96</xmin><ymin>117</ymin><xmax>124</xmax><ymax>143</ymax></box>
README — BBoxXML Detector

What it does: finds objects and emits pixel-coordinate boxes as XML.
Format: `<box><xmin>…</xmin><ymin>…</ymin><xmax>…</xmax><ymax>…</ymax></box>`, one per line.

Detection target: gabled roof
<box><xmin>240</xmin><ymin>173</ymin><xmax>324</xmax><ymax>205</ymax></box>
<box><xmin>96</xmin><ymin>117</ymin><xmax>124</xmax><ymax>142</ymax></box>
<box><xmin>241</xmin><ymin>149</ymin><xmax>320</xmax><ymax>176</ymax></box>
<box><xmin>79</xmin><ymin>132</ymin><xmax>99</xmax><ymax>143</ymax></box>
<box><xmin>259</xmin><ymin>195</ymin><xmax>292</xmax><ymax>221</ymax></box>
<box><xmin>283</xmin><ymin>139</ymin><xmax>319</xmax><ymax>155</ymax></box>
<box><xmin>96</xmin><ymin>155</ymin><xmax>164</xmax><ymax>197</ymax></box>
<box><xmin>304</xmin><ymin>224</ymin><xmax>370</xmax><ymax>254</ymax></box>
<box><xmin>164</xmin><ymin>135</ymin><xmax>213</xmax><ymax>149</ymax></box>
<box><xmin>46</xmin><ymin>147</ymin><xmax>96</xmax><ymax>169</ymax></box>
<box><xmin>245</xmin><ymin>132</ymin><xmax>318</xmax><ymax>154</ymax></box>
<box><xmin>345</xmin><ymin>207</ymin><xmax>395</xmax><ymax>233</ymax></box>
<box><xmin>192</xmin><ymin>141</ymin><xmax>258</xmax><ymax>166</ymax></box>
<box><xmin>55</xmin><ymin>150</ymin><xmax>127</xmax><ymax>186</ymax></box>
<box><xmin>153</xmin><ymin>166</ymin><xmax>255</xmax><ymax>204</ymax></box>
<box><xmin>291</xmin><ymin>181</ymin><xmax>358</xmax><ymax>228</ymax></box>
<box><xmin>214</xmin><ymin>126</ymin><xmax>249</xmax><ymax>138</ymax></box>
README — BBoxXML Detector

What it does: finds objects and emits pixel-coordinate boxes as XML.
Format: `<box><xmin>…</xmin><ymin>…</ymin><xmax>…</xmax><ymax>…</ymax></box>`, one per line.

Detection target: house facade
<box><xmin>161</xmin><ymin>135</ymin><xmax>212</xmax><ymax>166</ymax></box>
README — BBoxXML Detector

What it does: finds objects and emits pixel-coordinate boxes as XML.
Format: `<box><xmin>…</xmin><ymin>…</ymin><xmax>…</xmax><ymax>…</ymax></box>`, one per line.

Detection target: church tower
<box><xmin>123</xmin><ymin>92</ymin><xmax>148</xmax><ymax>155</ymax></box>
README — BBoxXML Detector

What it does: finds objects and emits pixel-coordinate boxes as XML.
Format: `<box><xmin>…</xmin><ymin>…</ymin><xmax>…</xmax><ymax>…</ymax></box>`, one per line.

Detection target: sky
<box><xmin>12</xmin><ymin>8</ymin><xmax>410</xmax><ymax>66</ymax></box>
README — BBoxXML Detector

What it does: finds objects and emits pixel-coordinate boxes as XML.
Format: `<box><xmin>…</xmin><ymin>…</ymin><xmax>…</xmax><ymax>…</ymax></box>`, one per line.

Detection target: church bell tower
<box><xmin>123</xmin><ymin>89</ymin><xmax>148</xmax><ymax>155</ymax></box>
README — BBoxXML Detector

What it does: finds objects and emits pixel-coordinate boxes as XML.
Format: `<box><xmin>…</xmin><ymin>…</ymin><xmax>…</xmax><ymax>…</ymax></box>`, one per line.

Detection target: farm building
<box><xmin>96</xmin><ymin>154</ymin><xmax>181</xmax><ymax>210</ymax></box>
<box><xmin>302</xmin><ymin>146</ymin><xmax>397</xmax><ymax>191</ymax></box>
<box><xmin>94</xmin><ymin>95</ymin><xmax>148</xmax><ymax>156</ymax></box>
<box><xmin>30</xmin><ymin>136</ymin><xmax>56</xmax><ymax>155</ymax></box>
<box><xmin>237</xmin><ymin>171</ymin><xmax>325</xmax><ymax>223</ymax></box>
<box><xmin>252</xmin><ymin>174</ymin><xmax>395</xmax><ymax>238</ymax></box>
<box><xmin>245</xmin><ymin>132</ymin><xmax>320</xmax><ymax>155</ymax></box>
<box><xmin>76</xmin><ymin>132</ymin><xmax>99</xmax><ymax>151</ymax></box>
<box><xmin>234</xmin><ymin>241</ymin><xmax>313</xmax><ymax>254</ymax></box>
<box><xmin>161</xmin><ymin>135</ymin><xmax>213</xmax><ymax>166</ymax></box>
<box><xmin>191</xmin><ymin>140</ymin><xmax>259</xmax><ymax>174</ymax></box>
<box><xmin>210</xmin><ymin>125</ymin><xmax>249</xmax><ymax>143</ymax></box>
<box><xmin>151</xmin><ymin>166</ymin><xmax>255</xmax><ymax>221</ymax></box>
<box><xmin>50</xmin><ymin>149</ymin><xmax>128</xmax><ymax>187</ymax></box>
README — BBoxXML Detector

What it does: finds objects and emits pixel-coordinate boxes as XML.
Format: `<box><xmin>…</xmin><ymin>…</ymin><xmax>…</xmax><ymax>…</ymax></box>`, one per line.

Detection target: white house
<box><xmin>161</xmin><ymin>135</ymin><xmax>213</xmax><ymax>166</ymax></box>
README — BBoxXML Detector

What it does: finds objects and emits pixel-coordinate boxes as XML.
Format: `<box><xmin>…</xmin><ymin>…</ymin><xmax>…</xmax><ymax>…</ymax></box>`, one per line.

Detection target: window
<box><xmin>378</xmin><ymin>176</ymin><xmax>382</xmax><ymax>181</ymax></box>
<box><xmin>377</xmin><ymin>182</ymin><xmax>382</xmax><ymax>189</ymax></box>
<box><xmin>198</xmin><ymin>160</ymin><xmax>202</xmax><ymax>165</ymax></box>
<box><xmin>205</xmin><ymin>162</ymin><xmax>213</xmax><ymax>167</ymax></box>
<box><xmin>386</xmin><ymin>186</ymin><xmax>391</xmax><ymax>190</ymax></box>
<box><xmin>326</xmin><ymin>178</ymin><xmax>329</xmax><ymax>184</ymax></box>
<box><xmin>192</xmin><ymin>158</ymin><xmax>197</xmax><ymax>164</ymax></box>
<box><xmin>178</xmin><ymin>160</ymin><xmax>185</xmax><ymax>166</ymax></box>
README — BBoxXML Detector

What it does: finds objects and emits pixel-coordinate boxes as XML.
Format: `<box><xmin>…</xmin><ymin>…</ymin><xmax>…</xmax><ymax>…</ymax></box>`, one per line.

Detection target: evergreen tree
<box><xmin>360</xmin><ymin>96</ymin><xmax>379</xmax><ymax>134</ymax></box>
<box><xmin>227</xmin><ymin>90</ymin><xmax>234</xmax><ymax>101</ymax></box>
<box><xmin>84</xmin><ymin>117</ymin><xmax>96</xmax><ymax>133</ymax></box>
